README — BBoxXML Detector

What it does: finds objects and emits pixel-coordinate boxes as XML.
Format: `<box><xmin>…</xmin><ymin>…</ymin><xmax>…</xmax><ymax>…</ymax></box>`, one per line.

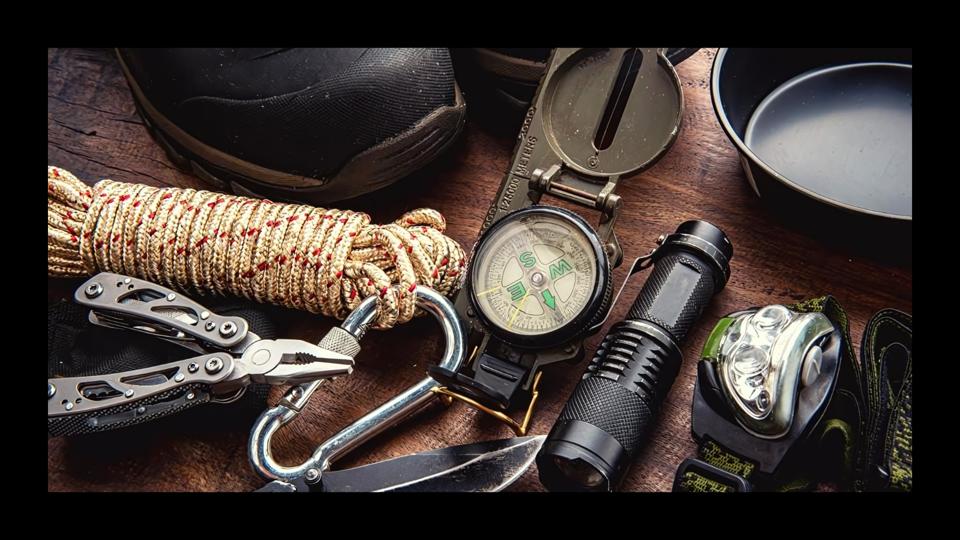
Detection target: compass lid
<box><xmin>540</xmin><ymin>48</ymin><xmax>684</xmax><ymax>179</ymax></box>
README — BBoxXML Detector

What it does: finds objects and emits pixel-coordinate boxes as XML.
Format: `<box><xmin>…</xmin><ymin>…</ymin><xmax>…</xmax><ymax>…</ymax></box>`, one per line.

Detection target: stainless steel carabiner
<box><xmin>248</xmin><ymin>286</ymin><xmax>466</xmax><ymax>484</ymax></box>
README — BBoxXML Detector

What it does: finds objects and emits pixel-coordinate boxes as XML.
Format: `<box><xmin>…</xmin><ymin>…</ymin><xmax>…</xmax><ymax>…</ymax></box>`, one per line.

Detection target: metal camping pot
<box><xmin>711</xmin><ymin>48</ymin><xmax>912</xmax><ymax>257</ymax></box>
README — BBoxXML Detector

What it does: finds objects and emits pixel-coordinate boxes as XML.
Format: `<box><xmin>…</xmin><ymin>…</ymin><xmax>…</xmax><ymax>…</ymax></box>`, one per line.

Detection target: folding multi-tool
<box><xmin>47</xmin><ymin>272</ymin><xmax>357</xmax><ymax>437</ymax></box>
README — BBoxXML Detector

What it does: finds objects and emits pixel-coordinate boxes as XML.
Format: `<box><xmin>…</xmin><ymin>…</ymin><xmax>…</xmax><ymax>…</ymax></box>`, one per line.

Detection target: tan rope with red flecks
<box><xmin>47</xmin><ymin>166</ymin><xmax>466</xmax><ymax>329</ymax></box>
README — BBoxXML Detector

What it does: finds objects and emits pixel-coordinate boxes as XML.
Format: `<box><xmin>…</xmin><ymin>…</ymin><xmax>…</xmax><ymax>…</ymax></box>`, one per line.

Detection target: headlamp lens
<box><xmin>711</xmin><ymin>304</ymin><xmax>839</xmax><ymax>438</ymax></box>
<box><xmin>719</xmin><ymin>305</ymin><xmax>795</xmax><ymax>418</ymax></box>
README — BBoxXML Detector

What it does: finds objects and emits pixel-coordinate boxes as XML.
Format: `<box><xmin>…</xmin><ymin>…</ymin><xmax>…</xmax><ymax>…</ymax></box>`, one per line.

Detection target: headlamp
<box><xmin>675</xmin><ymin>298</ymin><xmax>851</xmax><ymax>491</ymax></box>
<box><xmin>712</xmin><ymin>305</ymin><xmax>838</xmax><ymax>438</ymax></box>
<box><xmin>716</xmin><ymin>304</ymin><xmax>837</xmax><ymax>438</ymax></box>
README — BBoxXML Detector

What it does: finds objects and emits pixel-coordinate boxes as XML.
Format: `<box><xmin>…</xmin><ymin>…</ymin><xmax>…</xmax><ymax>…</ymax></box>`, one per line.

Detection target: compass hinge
<box><xmin>530</xmin><ymin>164</ymin><xmax>624</xmax><ymax>267</ymax></box>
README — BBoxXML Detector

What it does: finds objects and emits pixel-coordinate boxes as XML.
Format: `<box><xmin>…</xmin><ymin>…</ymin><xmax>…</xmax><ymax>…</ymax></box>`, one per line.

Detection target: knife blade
<box><xmin>255</xmin><ymin>435</ymin><xmax>545</xmax><ymax>492</ymax></box>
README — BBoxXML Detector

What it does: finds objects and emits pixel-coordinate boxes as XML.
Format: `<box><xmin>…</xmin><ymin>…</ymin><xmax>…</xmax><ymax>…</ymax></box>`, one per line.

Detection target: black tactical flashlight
<box><xmin>537</xmin><ymin>220</ymin><xmax>733</xmax><ymax>491</ymax></box>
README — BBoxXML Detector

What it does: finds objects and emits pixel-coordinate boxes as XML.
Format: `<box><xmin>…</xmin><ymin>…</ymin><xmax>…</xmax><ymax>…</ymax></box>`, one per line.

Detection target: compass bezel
<box><xmin>468</xmin><ymin>206</ymin><xmax>611</xmax><ymax>349</ymax></box>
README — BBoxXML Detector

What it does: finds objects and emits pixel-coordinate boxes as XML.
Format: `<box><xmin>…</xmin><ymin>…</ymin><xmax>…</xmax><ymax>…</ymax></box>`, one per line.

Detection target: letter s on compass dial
<box><xmin>468</xmin><ymin>206</ymin><xmax>613</xmax><ymax>349</ymax></box>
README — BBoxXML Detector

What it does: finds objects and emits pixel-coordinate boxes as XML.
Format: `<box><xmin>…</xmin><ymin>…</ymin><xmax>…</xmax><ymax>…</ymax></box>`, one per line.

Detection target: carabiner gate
<box><xmin>248</xmin><ymin>286</ymin><xmax>466</xmax><ymax>485</ymax></box>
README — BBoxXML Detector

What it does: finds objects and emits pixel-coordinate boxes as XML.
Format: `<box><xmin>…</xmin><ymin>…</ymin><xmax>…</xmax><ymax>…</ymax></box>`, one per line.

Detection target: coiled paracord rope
<box><xmin>47</xmin><ymin>166</ymin><xmax>466</xmax><ymax>329</ymax></box>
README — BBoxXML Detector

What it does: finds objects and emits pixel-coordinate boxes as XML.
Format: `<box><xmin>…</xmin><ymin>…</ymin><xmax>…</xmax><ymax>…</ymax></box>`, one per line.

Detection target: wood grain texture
<box><xmin>47</xmin><ymin>48</ymin><xmax>912</xmax><ymax>492</ymax></box>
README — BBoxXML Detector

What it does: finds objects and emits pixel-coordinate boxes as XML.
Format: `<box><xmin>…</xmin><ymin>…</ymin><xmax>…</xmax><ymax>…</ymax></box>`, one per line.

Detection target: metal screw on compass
<box><xmin>537</xmin><ymin>220</ymin><xmax>733</xmax><ymax>491</ymax></box>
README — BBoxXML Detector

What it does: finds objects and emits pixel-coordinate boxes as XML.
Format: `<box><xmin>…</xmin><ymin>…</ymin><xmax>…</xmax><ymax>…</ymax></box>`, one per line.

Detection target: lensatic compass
<box><xmin>430</xmin><ymin>48</ymin><xmax>685</xmax><ymax>433</ymax></box>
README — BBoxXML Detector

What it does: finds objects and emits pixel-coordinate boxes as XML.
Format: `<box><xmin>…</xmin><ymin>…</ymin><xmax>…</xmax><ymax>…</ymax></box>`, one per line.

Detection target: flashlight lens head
<box><xmin>553</xmin><ymin>456</ymin><xmax>606</xmax><ymax>488</ymax></box>
<box><xmin>537</xmin><ymin>419</ymin><xmax>628</xmax><ymax>491</ymax></box>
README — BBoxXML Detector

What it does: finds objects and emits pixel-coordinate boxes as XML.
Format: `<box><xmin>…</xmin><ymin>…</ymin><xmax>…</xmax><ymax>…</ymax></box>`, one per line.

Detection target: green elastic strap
<box><xmin>678</xmin><ymin>441</ymin><xmax>822</xmax><ymax>492</ymax></box>
<box><xmin>792</xmin><ymin>302</ymin><xmax>913</xmax><ymax>491</ymax></box>
<box><xmin>791</xmin><ymin>295</ymin><xmax>869</xmax><ymax>488</ymax></box>
<box><xmin>818</xmin><ymin>417</ymin><xmax>856</xmax><ymax>481</ymax></box>
<box><xmin>888</xmin><ymin>378</ymin><xmax>912</xmax><ymax>490</ymax></box>
<box><xmin>857</xmin><ymin>309</ymin><xmax>912</xmax><ymax>491</ymax></box>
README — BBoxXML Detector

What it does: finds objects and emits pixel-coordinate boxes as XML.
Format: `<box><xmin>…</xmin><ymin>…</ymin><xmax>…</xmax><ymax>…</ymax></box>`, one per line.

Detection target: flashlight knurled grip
<box><xmin>563</xmin><ymin>252</ymin><xmax>715</xmax><ymax>441</ymax></box>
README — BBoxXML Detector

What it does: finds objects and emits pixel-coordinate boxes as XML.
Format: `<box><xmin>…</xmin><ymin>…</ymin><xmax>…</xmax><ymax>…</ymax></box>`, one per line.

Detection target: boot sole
<box><xmin>116</xmin><ymin>49</ymin><xmax>467</xmax><ymax>203</ymax></box>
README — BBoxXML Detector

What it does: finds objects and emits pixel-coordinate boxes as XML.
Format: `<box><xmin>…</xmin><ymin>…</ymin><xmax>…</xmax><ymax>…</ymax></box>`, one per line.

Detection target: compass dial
<box><xmin>469</xmin><ymin>207</ymin><xmax>610</xmax><ymax>348</ymax></box>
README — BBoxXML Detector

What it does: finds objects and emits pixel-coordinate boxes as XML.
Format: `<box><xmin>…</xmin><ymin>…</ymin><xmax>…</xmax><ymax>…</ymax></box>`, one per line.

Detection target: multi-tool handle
<box><xmin>47</xmin><ymin>353</ymin><xmax>241</xmax><ymax>437</ymax></box>
<box><xmin>76</xmin><ymin>272</ymin><xmax>249</xmax><ymax>352</ymax></box>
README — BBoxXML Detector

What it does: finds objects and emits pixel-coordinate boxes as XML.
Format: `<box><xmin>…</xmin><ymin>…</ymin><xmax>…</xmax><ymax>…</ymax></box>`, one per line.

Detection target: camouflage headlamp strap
<box><xmin>854</xmin><ymin>308</ymin><xmax>912</xmax><ymax>491</ymax></box>
<box><xmin>801</xmin><ymin>299</ymin><xmax>913</xmax><ymax>491</ymax></box>
<box><xmin>675</xmin><ymin>296</ymin><xmax>857</xmax><ymax>492</ymax></box>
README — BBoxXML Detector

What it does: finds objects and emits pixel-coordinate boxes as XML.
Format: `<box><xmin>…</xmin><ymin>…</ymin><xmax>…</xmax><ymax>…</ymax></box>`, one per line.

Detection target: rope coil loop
<box><xmin>47</xmin><ymin>166</ymin><xmax>466</xmax><ymax>329</ymax></box>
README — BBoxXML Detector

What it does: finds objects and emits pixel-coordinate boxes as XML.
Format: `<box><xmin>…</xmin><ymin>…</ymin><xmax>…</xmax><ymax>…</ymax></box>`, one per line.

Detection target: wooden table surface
<box><xmin>47</xmin><ymin>48</ymin><xmax>912</xmax><ymax>492</ymax></box>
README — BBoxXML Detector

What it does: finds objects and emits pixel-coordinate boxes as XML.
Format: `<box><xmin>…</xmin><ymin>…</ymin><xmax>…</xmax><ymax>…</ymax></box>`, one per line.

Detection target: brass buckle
<box><xmin>432</xmin><ymin>371</ymin><xmax>543</xmax><ymax>436</ymax></box>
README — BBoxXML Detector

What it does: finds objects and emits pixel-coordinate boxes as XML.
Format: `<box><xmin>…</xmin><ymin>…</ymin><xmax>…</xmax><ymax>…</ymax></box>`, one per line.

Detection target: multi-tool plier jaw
<box><xmin>47</xmin><ymin>272</ymin><xmax>356</xmax><ymax>437</ymax></box>
<box><xmin>234</xmin><ymin>338</ymin><xmax>354</xmax><ymax>387</ymax></box>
